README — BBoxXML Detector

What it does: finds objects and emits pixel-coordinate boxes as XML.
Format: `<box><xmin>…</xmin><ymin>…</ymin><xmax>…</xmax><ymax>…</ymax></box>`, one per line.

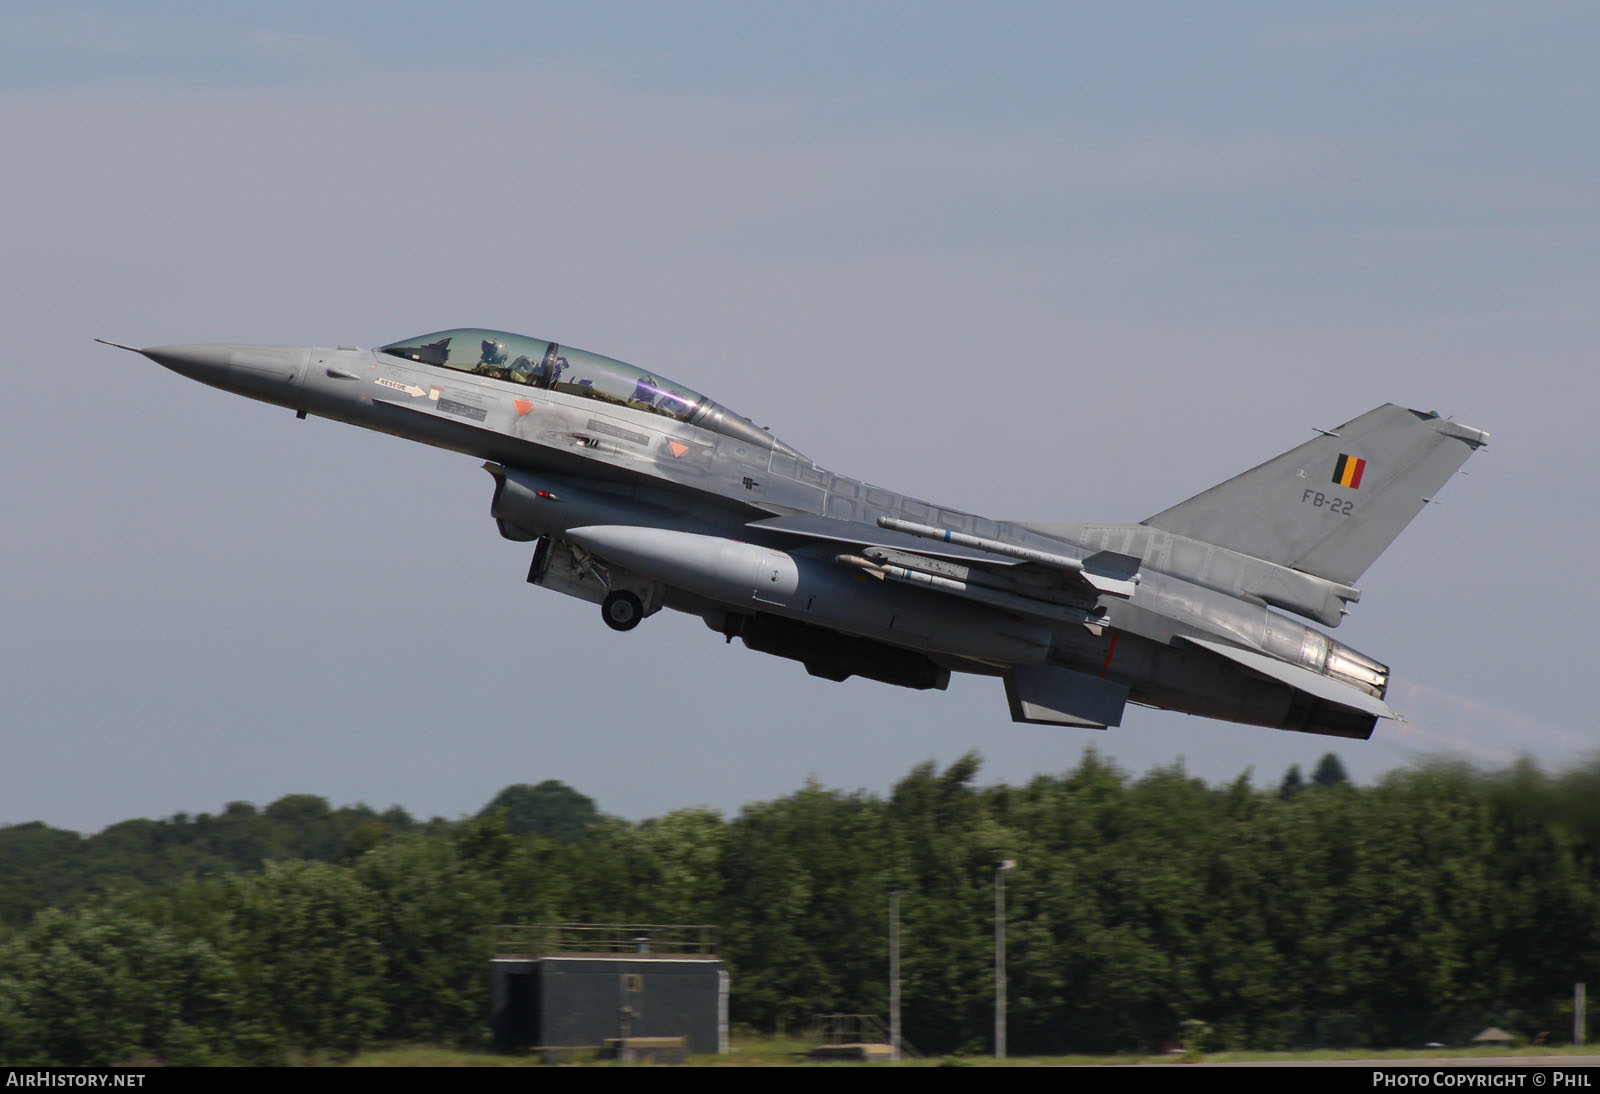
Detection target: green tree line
<box><xmin>2</xmin><ymin>754</ymin><xmax>1599</xmax><ymax>1063</ymax></box>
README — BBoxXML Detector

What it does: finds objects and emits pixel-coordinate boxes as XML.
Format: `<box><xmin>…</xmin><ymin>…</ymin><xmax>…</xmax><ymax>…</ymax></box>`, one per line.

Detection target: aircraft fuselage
<box><xmin>115</xmin><ymin>330</ymin><xmax>1485</xmax><ymax>740</ymax></box>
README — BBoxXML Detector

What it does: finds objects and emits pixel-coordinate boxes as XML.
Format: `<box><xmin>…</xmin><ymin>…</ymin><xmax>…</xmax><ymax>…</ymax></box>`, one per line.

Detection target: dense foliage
<box><xmin>2</xmin><ymin>752</ymin><xmax>1598</xmax><ymax>1063</ymax></box>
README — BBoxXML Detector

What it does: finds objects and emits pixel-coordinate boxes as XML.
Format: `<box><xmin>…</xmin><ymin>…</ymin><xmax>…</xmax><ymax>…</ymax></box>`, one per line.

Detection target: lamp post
<box><xmin>995</xmin><ymin>858</ymin><xmax>1016</xmax><ymax>1058</ymax></box>
<box><xmin>887</xmin><ymin>881</ymin><xmax>904</xmax><ymax>1061</ymax></box>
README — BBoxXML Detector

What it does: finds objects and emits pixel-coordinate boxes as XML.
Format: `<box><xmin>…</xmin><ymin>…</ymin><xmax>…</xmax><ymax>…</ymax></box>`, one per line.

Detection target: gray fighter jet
<box><xmin>100</xmin><ymin>329</ymin><xmax>1487</xmax><ymax>739</ymax></box>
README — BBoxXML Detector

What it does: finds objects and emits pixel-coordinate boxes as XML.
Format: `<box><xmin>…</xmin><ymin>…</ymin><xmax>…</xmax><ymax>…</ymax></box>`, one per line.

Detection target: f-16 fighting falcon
<box><xmin>99</xmin><ymin>329</ymin><xmax>1487</xmax><ymax>739</ymax></box>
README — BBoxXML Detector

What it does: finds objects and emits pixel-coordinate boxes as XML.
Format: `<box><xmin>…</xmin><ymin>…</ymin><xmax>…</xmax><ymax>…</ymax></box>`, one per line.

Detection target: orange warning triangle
<box><xmin>669</xmin><ymin>441</ymin><xmax>689</xmax><ymax>457</ymax></box>
<box><xmin>513</xmin><ymin>399</ymin><xmax>533</xmax><ymax>416</ymax></box>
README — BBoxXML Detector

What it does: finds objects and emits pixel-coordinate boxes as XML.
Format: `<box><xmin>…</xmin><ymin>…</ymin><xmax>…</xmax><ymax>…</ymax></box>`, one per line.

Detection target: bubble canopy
<box><xmin>379</xmin><ymin>328</ymin><xmax>783</xmax><ymax>451</ymax></box>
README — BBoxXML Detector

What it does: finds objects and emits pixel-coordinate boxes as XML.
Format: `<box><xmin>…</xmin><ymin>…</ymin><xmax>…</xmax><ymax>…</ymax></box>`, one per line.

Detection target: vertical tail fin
<box><xmin>1142</xmin><ymin>404</ymin><xmax>1487</xmax><ymax>585</ymax></box>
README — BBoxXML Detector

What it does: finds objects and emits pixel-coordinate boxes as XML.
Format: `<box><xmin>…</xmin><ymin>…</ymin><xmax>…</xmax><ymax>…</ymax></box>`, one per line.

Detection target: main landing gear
<box><xmin>602</xmin><ymin>590</ymin><xmax>644</xmax><ymax>632</ymax></box>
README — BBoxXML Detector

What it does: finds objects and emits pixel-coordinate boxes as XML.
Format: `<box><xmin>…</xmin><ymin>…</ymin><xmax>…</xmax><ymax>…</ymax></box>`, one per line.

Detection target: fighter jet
<box><xmin>99</xmin><ymin>329</ymin><xmax>1487</xmax><ymax>739</ymax></box>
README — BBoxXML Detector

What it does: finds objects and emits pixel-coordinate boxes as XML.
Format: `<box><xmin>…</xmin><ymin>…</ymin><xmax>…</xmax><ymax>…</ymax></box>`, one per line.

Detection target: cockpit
<box><xmin>380</xmin><ymin>328</ymin><xmax>790</xmax><ymax>453</ymax></box>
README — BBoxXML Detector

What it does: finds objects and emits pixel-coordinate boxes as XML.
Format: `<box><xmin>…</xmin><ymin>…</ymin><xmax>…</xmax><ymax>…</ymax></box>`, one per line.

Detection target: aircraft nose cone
<box><xmin>142</xmin><ymin>344</ymin><xmax>308</xmax><ymax>407</ymax></box>
<box><xmin>142</xmin><ymin>344</ymin><xmax>235</xmax><ymax>386</ymax></box>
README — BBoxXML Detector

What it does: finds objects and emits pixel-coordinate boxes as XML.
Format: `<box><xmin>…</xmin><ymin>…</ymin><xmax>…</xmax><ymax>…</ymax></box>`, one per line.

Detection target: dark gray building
<box><xmin>490</xmin><ymin>924</ymin><xmax>728</xmax><ymax>1055</ymax></box>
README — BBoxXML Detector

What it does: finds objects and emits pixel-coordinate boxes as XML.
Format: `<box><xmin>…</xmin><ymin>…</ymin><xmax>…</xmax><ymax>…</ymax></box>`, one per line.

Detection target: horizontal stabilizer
<box><xmin>1176</xmin><ymin>634</ymin><xmax>1395</xmax><ymax>720</ymax></box>
<box><xmin>1004</xmin><ymin>665</ymin><xmax>1128</xmax><ymax>728</ymax></box>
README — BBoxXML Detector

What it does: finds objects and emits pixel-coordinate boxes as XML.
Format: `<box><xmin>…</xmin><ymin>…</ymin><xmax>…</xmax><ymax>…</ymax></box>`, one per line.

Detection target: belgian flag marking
<box><xmin>1332</xmin><ymin>453</ymin><xmax>1367</xmax><ymax>489</ymax></box>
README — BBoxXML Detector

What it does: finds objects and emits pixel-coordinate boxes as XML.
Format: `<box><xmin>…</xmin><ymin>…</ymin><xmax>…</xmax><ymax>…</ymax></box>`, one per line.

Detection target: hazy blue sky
<box><xmin>4</xmin><ymin>2</ymin><xmax>1596</xmax><ymax>832</ymax></box>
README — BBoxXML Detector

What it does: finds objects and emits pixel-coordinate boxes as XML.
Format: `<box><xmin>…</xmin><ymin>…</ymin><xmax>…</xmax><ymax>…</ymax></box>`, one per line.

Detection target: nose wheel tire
<box><xmin>602</xmin><ymin>590</ymin><xmax>644</xmax><ymax>632</ymax></box>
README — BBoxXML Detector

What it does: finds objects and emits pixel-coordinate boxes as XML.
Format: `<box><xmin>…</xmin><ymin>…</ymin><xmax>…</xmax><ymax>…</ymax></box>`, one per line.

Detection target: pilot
<box><xmin>476</xmin><ymin>339</ymin><xmax>509</xmax><ymax>378</ymax></box>
<box><xmin>631</xmin><ymin>375</ymin><xmax>662</xmax><ymax>408</ymax></box>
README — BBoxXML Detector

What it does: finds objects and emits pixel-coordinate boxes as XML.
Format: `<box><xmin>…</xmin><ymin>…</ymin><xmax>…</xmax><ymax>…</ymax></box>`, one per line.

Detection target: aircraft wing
<box><xmin>747</xmin><ymin>513</ymin><xmax>1140</xmax><ymax>626</ymax></box>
